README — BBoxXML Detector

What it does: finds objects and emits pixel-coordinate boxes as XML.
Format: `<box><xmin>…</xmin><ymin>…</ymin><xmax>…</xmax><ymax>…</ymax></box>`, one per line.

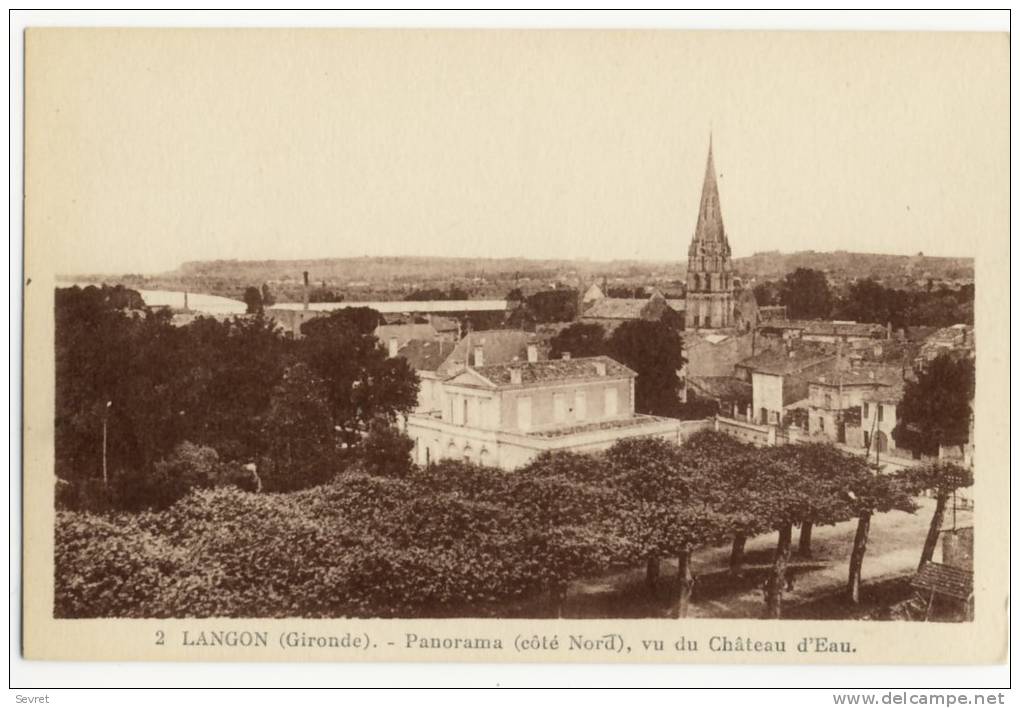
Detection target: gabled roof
<box><xmin>582</xmin><ymin>298</ymin><xmax>648</xmax><ymax>320</ymax></box>
<box><xmin>436</xmin><ymin>329</ymin><xmax>535</xmax><ymax>378</ymax></box>
<box><xmin>582</xmin><ymin>295</ymin><xmax>680</xmax><ymax>321</ymax></box>
<box><xmin>464</xmin><ymin>355</ymin><xmax>634</xmax><ymax>388</ymax></box>
<box><xmin>737</xmin><ymin>349</ymin><xmax>836</xmax><ymax>376</ymax></box>
<box><xmin>397</xmin><ymin>339</ymin><xmax>457</xmax><ymax>372</ymax></box>
<box><xmin>582</xmin><ymin>282</ymin><xmax>605</xmax><ymax>302</ymax></box>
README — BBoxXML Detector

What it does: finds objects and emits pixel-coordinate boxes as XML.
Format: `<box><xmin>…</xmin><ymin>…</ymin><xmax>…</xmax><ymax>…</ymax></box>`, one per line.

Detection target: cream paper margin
<box><xmin>21</xmin><ymin>28</ymin><xmax>1009</xmax><ymax>664</ymax></box>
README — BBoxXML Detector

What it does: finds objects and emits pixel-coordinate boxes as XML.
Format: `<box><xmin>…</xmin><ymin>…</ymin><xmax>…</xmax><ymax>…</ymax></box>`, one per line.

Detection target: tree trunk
<box><xmin>645</xmin><ymin>554</ymin><xmax>660</xmax><ymax>591</ymax></box>
<box><xmin>671</xmin><ymin>548</ymin><xmax>695</xmax><ymax>619</ymax></box>
<box><xmin>798</xmin><ymin>521</ymin><xmax>813</xmax><ymax>557</ymax></box>
<box><xmin>764</xmin><ymin>525</ymin><xmax>792</xmax><ymax>619</ymax></box>
<box><xmin>847</xmin><ymin>511</ymin><xmax>872</xmax><ymax>604</ymax></box>
<box><xmin>919</xmin><ymin>491</ymin><xmax>948</xmax><ymax>570</ymax></box>
<box><xmin>552</xmin><ymin>581</ymin><xmax>568</xmax><ymax>619</ymax></box>
<box><xmin>729</xmin><ymin>534</ymin><xmax>746</xmax><ymax>577</ymax></box>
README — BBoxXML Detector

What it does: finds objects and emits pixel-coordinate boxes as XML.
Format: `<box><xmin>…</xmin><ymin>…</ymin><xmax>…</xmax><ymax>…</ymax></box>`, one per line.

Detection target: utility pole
<box><xmin>102</xmin><ymin>400</ymin><xmax>112</xmax><ymax>486</ymax></box>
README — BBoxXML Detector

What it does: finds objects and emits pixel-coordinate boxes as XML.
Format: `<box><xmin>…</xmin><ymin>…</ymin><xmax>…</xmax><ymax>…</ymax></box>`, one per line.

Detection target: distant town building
<box><xmin>579</xmin><ymin>290</ymin><xmax>682</xmax><ymax>332</ymax></box>
<box><xmin>734</xmin><ymin>346</ymin><xmax>838</xmax><ymax>426</ymax></box>
<box><xmin>757</xmin><ymin>319</ymin><xmax>890</xmax><ymax>344</ymax></box>
<box><xmin>916</xmin><ymin>324</ymin><xmax>975</xmax><ymax>367</ymax></box>
<box><xmin>806</xmin><ymin>364</ymin><xmax>904</xmax><ymax>450</ymax></box>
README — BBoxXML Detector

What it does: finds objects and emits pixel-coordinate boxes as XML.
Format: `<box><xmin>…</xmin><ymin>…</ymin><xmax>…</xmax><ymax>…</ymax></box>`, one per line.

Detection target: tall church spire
<box><xmin>685</xmin><ymin>134</ymin><xmax>735</xmax><ymax>330</ymax></box>
<box><xmin>691</xmin><ymin>135</ymin><xmax>729</xmax><ymax>255</ymax></box>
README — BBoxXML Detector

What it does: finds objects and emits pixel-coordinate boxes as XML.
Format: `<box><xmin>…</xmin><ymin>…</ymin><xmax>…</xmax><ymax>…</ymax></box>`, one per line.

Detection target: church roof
<box><xmin>689</xmin><ymin>136</ymin><xmax>731</xmax><ymax>260</ymax></box>
<box><xmin>582</xmin><ymin>298</ymin><xmax>648</xmax><ymax>320</ymax></box>
<box><xmin>582</xmin><ymin>294</ymin><xmax>681</xmax><ymax>322</ymax></box>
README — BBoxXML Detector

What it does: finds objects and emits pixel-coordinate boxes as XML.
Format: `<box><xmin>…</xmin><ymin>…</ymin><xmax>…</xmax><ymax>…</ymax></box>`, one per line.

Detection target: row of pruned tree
<box><xmin>56</xmin><ymin>427</ymin><xmax>970</xmax><ymax>619</ymax></box>
<box><xmin>379</xmin><ymin>429</ymin><xmax>971</xmax><ymax>619</ymax></box>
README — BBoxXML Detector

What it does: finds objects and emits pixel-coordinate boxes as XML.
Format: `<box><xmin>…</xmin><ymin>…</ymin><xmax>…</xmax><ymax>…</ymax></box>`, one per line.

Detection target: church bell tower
<box><xmin>685</xmin><ymin>135</ymin><xmax>735</xmax><ymax>330</ymax></box>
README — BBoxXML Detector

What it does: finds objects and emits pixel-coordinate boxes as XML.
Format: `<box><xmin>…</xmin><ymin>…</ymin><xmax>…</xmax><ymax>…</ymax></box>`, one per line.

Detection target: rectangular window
<box><xmin>605</xmin><ymin>387</ymin><xmax>618</xmax><ymax>417</ymax></box>
<box><xmin>553</xmin><ymin>393</ymin><xmax>567</xmax><ymax>423</ymax></box>
<box><xmin>517</xmin><ymin>396</ymin><xmax>532</xmax><ymax>431</ymax></box>
<box><xmin>878</xmin><ymin>405</ymin><xmax>884</xmax><ymax>423</ymax></box>
<box><xmin>863</xmin><ymin>402</ymin><xmax>870</xmax><ymax>419</ymax></box>
<box><xmin>462</xmin><ymin>398</ymin><xmax>469</xmax><ymax>427</ymax></box>
<box><xmin>819</xmin><ymin>417</ymin><xmax>825</xmax><ymax>432</ymax></box>
<box><xmin>575</xmin><ymin>391</ymin><xmax>587</xmax><ymax>421</ymax></box>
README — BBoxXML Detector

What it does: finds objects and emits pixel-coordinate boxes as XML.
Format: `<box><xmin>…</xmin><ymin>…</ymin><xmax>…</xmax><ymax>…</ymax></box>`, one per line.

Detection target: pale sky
<box><xmin>27</xmin><ymin>29</ymin><xmax>1007</xmax><ymax>275</ymax></box>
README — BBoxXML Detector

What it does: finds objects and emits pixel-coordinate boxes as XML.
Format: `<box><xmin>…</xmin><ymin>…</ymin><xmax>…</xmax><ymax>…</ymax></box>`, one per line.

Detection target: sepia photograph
<box><xmin>18</xmin><ymin>20</ymin><xmax>1009</xmax><ymax>672</ymax></box>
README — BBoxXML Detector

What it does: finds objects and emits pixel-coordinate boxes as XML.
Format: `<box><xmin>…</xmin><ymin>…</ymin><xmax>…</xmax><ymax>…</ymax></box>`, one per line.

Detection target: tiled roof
<box><xmin>762</xmin><ymin>319</ymin><xmax>887</xmax><ymax>338</ymax></box>
<box><xmin>582</xmin><ymin>298</ymin><xmax>650</xmax><ymax>320</ymax></box>
<box><xmin>862</xmin><ymin>380</ymin><xmax>906</xmax><ymax>403</ymax></box>
<box><xmin>813</xmin><ymin>365</ymin><xmax>903</xmax><ymax>388</ymax></box>
<box><xmin>472</xmin><ymin>355</ymin><xmax>634</xmax><ymax>387</ymax></box>
<box><xmin>428</xmin><ymin>315</ymin><xmax>461</xmax><ymax>333</ymax></box>
<box><xmin>737</xmin><ymin>349</ymin><xmax>836</xmax><ymax>376</ymax></box>
<box><xmin>583</xmin><ymin>296</ymin><xmax>681</xmax><ymax>321</ymax></box>
<box><xmin>397</xmin><ymin>339</ymin><xmax>457</xmax><ymax>372</ymax></box>
<box><xmin>375</xmin><ymin>323</ymin><xmax>439</xmax><ymax>349</ymax></box>
<box><xmin>912</xmin><ymin>562</ymin><xmax>973</xmax><ymax>601</ymax></box>
<box><xmin>687</xmin><ymin>376</ymin><xmax>752</xmax><ymax>402</ymax></box>
<box><xmin>919</xmin><ymin>324</ymin><xmax>975</xmax><ymax>360</ymax></box>
<box><xmin>436</xmin><ymin>330</ymin><xmax>535</xmax><ymax>378</ymax></box>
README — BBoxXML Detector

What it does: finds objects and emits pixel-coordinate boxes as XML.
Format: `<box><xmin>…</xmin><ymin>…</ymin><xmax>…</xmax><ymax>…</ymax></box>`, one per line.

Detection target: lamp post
<box><xmin>102</xmin><ymin>400</ymin><xmax>112</xmax><ymax>487</ymax></box>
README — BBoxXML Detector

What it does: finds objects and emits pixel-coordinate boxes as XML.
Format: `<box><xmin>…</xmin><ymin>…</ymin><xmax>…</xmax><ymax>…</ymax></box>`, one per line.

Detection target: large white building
<box><xmin>399</xmin><ymin>341</ymin><xmax>687</xmax><ymax>470</ymax></box>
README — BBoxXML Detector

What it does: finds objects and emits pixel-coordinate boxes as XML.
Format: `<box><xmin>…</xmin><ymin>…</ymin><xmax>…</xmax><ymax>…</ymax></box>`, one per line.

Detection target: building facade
<box><xmin>403</xmin><ymin>355</ymin><xmax>686</xmax><ymax>470</ymax></box>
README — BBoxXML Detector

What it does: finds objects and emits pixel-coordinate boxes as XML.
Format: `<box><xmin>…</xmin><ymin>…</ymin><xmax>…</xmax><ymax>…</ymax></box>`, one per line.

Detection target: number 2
<box><xmin>155</xmin><ymin>630</ymin><xmax>165</xmax><ymax>646</ymax></box>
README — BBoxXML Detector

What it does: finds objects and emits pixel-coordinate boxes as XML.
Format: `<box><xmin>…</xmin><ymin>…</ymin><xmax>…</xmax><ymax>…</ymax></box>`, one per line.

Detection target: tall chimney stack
<box><xmin>473</xmin><ymin>345</ymin><xmax>484</xmax><ymax>368</ymax></box>
<box><xmin>388</xmin><ymin>336</ymin><xmax>399</xmax><ymax>358</ymax></box>
<box><xmin>527</xmin><ymin>344</ymin><xmax>538</xmax><ymax>362</ymax></box>
<box><xmin>302</xmin><ymin>271</ymin><xmax>310</xmax><ymax>312</ymax></box>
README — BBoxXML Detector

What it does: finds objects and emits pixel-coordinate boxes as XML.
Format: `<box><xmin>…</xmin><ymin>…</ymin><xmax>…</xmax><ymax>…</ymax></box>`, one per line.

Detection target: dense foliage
<box><xmin>893</xmin><ymin>354</ymin><xmax>975</xmax><ymax>457</ymax></box>
<box><xmin>548</xmin><ymin>321</ymin><xmax>687</xmax><ymax>417</ymax></box>
<box><xmin>56</xmin><ymin>430</ymin><xmax>921</xmax><ymax>620</ymax></box>
<box><xmin>754</xmin><ymin>270</ymin><xmax>974</xmax><ymax>328</ymax></box>
<box><xmin>55</xmin><ymin>286</ymin><xmax>418</xmax><ymax>510</ymax></box>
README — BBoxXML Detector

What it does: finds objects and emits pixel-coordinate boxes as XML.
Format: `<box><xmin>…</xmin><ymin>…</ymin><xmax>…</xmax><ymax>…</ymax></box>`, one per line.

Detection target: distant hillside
<box><xmin>65</xmin><ymin>251</ymin><xmax>973</xmax><ymax>303</ymax></box>
<box><xmin>733</xmin><ymin>250</ymin><xmax>973</xmax><ymax>284</ymax></box>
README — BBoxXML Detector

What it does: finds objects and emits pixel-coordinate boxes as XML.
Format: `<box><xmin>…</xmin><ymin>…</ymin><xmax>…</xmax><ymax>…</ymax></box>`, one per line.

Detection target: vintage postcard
<box><xmin>21</xmin><ymin>27</ymin><xmax>1008</xmax><ymax>664</ymax></box>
